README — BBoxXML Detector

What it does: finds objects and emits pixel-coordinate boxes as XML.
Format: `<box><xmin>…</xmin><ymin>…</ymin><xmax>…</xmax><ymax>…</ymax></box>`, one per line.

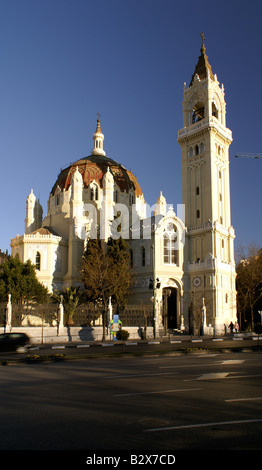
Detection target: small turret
<box><xmin>25</xmin><ymin>189</ymin><xmax>43</xmax><ymax>234</ymax></box>
<box><xmin>154</xmin><ymin>191</ymin><xmax>167</xmax><ymax>216</ymax></box>
<box><xmin>91</xmin><ymin>115</ymin><xmax>106</xmax><ymax>156</ymax></box>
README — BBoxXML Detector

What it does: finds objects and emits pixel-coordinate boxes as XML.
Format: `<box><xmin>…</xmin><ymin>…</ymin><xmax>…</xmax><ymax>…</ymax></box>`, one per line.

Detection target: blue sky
<box><xmin>0</xmin><ymin>0</ymin><xmax>261</xmax><ymax>254</ymax></box>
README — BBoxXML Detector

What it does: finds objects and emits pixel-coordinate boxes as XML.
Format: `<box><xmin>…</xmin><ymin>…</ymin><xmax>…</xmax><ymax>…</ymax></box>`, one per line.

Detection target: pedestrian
<box><xmin>229</xmin><ymin>321</ymin><xmax>234</xmax><ymax>333</ymax></box>
<box><xmin>234</xmin><ymin>321</ymin><xmax>239</xmax><ymax>333</ymax></box>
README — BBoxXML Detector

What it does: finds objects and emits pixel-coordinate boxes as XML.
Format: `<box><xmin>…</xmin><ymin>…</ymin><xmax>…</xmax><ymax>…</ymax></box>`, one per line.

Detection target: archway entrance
<box><xmin>162</xmin><ymin>287</ymin><xmax>178</xmax><ymax>332</ymax></box>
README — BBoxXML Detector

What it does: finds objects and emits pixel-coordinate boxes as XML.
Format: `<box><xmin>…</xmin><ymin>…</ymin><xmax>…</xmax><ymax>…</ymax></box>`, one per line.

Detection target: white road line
<box><xmin>220</xmin><ymin>360</ymin><xmax>244</xmax><ymax>365</ymax></box>
<box><xmin>114</xmin><ymin>388</ymin><xmax>202</xmax><ymax>397</ymax></box>
<box><xmin>52</xmin><ymin>346</ymin><xmax>65</xmax><ymax>349</ymax></box>
<box><xmin>77</xmin><ymin>344</ymin><xmax>90</xmax><ymax>348</ymax></box>
<box><xmin>185</xmin><ymin>373</ymin><xmax>262</xmax><ymax>382</ymax></box>
<box><xmin>145</xmin><ymin>419</ymin><xmax>262</xmax><ymax>433</ymax></box>
<box><xmin>225</xmin><ymin>397</ymin><xmax>262</xmax><ymax>402</ymax></box>
<box><xmin>160</xmin><ymin>361</ymin><xmax>221</xmax><ymax>369</ymax></box>
<box><xmin>196</xmin><ymin>354</ymin><xmax>218</xmax><ymax>357</ymax></box>
<box><xmin>103</xmin><ymin>371</ymin><xmax>179</xmax><ymax>379</ymax></box>
<box><xmin>196</xmin><ymin>372</ymin><xmax>231</xmax><ymax>380</ymax></box>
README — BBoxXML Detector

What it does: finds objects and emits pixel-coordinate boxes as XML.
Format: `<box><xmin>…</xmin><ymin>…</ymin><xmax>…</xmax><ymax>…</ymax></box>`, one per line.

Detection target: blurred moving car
<box><xmin>0</xmin><ymin>332</ymin><xmax>31</xmax><ymax>353</ymax></box>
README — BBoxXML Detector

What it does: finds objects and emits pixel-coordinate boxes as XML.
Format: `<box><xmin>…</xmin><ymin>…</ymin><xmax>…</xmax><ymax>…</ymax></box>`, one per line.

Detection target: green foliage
<box><xmin>81</xmin><ymin>236</ymin><xmax>132</xmax><ymax>340</ymax></box>
<box><xmin>82</xmin><ymin>236</ymin><xmax>131</xmax><ymax>309</ymax></box>
<box><xmin>0</xmin><ymin>255</ymin><xmax>48</xmax><ymax>304</ymax></box>
<box><xmin>236</xmin><ymin>247</ymin><xmax>262</xmax><ymax>330</ymax></box>
<box><xmin>116</xmin><ymin>329</ymin><xmax>130</xmax><ymax>341</ymax></box>
<box><xmin>52</xmin><ymin>286</ymin><xmax>82</xmax><ymax>325</ymax></box>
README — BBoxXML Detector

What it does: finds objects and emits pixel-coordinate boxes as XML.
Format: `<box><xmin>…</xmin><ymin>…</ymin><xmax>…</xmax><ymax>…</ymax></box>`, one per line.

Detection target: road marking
<box><xmin>77</xmin><ymin>344</ymin><xmax>90</xmax><ymax>348</ymax></box>
<box><xmin>196</xmin><ymin>372</ymin><xmax>231</xmax><ymax>380</ymax></box>
<box><xmin>145</xmin><ymin>419</ymin><xmax>262</xmax><ymax>433</ymax></box>
<box><xmin>196</xmin><ymin>354</ymin><xmax>218</xmax><ymax>357</ymax></box>
<box><xmin>103</xmin><ymin>371</ymin><xmax>179</xmax><ymax>379</ymax></box>
<box><xmin>52</xmin><ymin>346</ymin><xmax>65</xmax><ymax>349</ymax></box>
<box><xmin>160</xmin><ymin>361</ymin><xmax>221</xmax><ymax>369</ymax></box>
<box><xmin>114</xmin><ymin>387</ymin><xmax>202</xmax><ymax>397</ymax></box>
<box><xmin>220</xmin><ymin>360</ymin><xmax>244</xmax><ymax>365</ymax></box>
<box><xmin>186</xmin><ymin>372</ymin><xmax>262</xmax><ymax>382</ymax></box>
<box><xmin>225</xmin><ymin>397</ymin><xmax>262</xmax><ymax>402</ymax></box>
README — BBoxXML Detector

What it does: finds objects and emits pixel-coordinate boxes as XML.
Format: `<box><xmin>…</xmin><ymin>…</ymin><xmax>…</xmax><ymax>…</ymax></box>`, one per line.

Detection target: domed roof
<box><xmin>51</xmin><ymin>154</ymin><xmax>143</xmax><ymax>197</ymax></box>
<box><xmin>51</xmin><ymin>117</ymin><xmax>143</xmax><ymax>198</ymax></box>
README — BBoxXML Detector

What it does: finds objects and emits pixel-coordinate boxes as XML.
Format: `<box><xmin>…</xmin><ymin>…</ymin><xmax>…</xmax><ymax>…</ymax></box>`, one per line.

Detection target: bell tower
<box><xmin>178</xmin><ymin>34</ymin><xmax>237</xmax><ymax>333</ymax></box>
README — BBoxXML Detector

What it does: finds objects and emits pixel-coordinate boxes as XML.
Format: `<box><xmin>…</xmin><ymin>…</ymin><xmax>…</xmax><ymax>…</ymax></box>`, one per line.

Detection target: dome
<box><xmin>51</xmin><ymin>118</ymin><xmax>143</xmax><ymax>198</ymax></box>
<box><xmin>51</xmin><ymin>154</ymin><xmax>143</xmax><ymax>197</ymax></box>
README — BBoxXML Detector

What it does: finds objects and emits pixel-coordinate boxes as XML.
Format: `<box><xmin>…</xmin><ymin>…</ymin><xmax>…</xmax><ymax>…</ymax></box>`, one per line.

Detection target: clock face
<box><xmin>193</xmin><ymin>276</ymin><xmax>201</xmax><ymax>288</ymax></box>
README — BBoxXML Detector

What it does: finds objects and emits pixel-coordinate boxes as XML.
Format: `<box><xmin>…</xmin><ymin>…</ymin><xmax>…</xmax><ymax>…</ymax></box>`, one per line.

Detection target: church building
<box><xmin>11</xmin><ymin>37</ymin><xmax>237</xmax><ymax>334</ymax></box>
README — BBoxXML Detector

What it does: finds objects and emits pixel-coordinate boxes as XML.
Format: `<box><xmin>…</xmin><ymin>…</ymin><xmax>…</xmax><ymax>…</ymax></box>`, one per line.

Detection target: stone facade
<box><xmin>10</xmin><ymin>39</ymin><xmax>237</xmax><ymax>334</ymax></box>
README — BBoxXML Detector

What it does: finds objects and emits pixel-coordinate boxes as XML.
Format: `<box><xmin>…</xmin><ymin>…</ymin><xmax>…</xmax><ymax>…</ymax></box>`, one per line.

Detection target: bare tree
<box><xmin>81</xmin><ymin>237</ymin><xmax>131</xmax><ymax>340</ymax></box>
<box><xmin>236</xmin><ymin>245</ymin><xmax>262</xmax><ymax>330</ymax></box>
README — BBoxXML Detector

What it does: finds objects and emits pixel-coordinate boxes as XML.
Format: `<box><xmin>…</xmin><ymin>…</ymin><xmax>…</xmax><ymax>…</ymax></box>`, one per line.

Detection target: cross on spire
<box><xmin>200</xmin><ymin>32</ymin><xmax>206</xmax><ymax>46</ymax></box>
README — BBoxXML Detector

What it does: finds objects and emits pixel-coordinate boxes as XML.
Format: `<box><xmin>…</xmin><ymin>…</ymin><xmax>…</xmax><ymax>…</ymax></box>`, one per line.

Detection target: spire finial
<box><xmin>91</xmin><ymin>114</ymin><xmax>106</xmax><ymax>156</ymax></box>
<box><xmin>189</xmin><ymin>33</ymin><xmax>214</xmax><ymax>86</ymax></box>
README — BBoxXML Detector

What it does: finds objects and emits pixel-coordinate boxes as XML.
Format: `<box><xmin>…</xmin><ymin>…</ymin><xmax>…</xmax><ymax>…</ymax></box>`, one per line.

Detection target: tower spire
<box><xmin>91</xmin><ymin>114</ymin><xmax>106</xmax><ymax>156</ymax></box>
<box><xmin>190</xmin><ymin>33</ymin><xmax>214</xmax><ymax>86</ymax></box>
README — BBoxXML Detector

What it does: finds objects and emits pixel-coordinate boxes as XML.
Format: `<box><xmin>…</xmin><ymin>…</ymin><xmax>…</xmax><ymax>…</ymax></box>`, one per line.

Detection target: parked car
<box><xmin>0</xmin><ymin>333</ymin><xmax>31</xmax><ymax>353</ymax></box>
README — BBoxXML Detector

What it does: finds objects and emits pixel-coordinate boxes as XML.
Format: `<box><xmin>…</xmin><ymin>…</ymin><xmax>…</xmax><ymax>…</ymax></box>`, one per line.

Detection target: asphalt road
<box><xmin>0</xmin><ymin>350</ymin><xmax>261</xmax><ymax>454</ymax></box>
<box><xmin>5</xmin><ymin>333</ymin><xmax>260</xmax><ymax>359</ymax></box>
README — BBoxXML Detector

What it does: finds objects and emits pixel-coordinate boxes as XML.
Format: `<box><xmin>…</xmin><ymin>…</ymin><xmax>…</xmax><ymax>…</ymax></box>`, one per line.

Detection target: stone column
<box><xmin>58</xmin><ymin>295</ymin><xmax>64</xmax><ymax>331</ymax></box>
<box><xmin>6</xmin><ymin>294</ymin><xmax>12</xmax><ymax>332</ymax></box>
<box><xmin>201</xmin><ymin>297</ymin><xmax>207</xmax><ymax>336</ymax></box>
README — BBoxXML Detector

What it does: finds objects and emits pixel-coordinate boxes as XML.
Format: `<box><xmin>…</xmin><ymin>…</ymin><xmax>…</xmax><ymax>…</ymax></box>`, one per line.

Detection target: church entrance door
<box><xmin>162</xmin><ymin>287</ymin><xmax>178</xmax><ymax>332</ymax></box>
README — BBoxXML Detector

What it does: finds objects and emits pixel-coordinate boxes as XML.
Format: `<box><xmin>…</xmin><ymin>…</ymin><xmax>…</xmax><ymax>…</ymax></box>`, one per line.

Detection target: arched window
<box><xmin>90</xmin><ymin>185</ymin><xmax>98</xmax><ymax>201</ymax></box>
<box><xmin>199</xmin><ymin>142</ymin><xmax>205</xmax><ymax>153</ymax></box>
<box><xmin>192</xmin><ymin>102</ymin><xmax>205</xmax><ymax>123</ymax></box>
<box><xmin>163</xmin><ymin>224</ymin><xmax>178</xmax><ymax>265</ymax></box>
<box><xmin>35</xmin><ymin>252</ymin><xmax>41</xmax><ymax>271</ymax></box>
<box><xmin>141</xmin><ymin>246</ymin><xmax>145</xmax><ymax>266</ymax></box>
<box><xmin>212</xmin><ymin>102</ymin><xmax>218</xmax><ymax>119</ymax></box>
<box><xmin>129</xmin><ymin>192</ymin><xmax>135</xmax><ymax>205</ymax></box>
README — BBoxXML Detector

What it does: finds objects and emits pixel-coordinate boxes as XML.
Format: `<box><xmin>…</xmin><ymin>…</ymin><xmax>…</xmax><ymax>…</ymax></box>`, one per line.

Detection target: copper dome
<box><xmin>51</xmin><ymin>154</ymin><xmax>143</xmax><ymax>197</ymax></box>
